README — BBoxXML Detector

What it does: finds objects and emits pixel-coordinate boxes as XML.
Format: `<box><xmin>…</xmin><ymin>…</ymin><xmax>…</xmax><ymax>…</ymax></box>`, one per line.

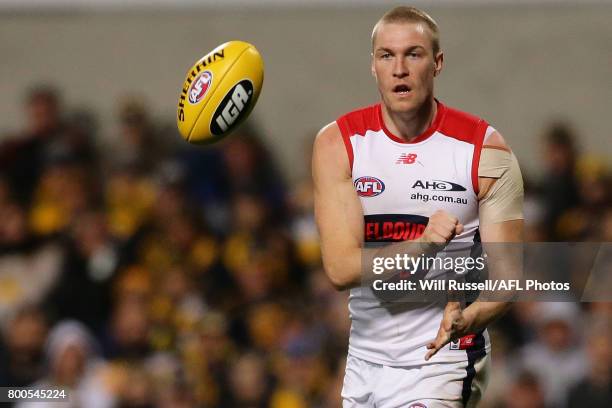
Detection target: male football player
<box><xmin>313</xmin><ymin>6</ymin><xmax>524</xmax><ymax>407</ymax></box>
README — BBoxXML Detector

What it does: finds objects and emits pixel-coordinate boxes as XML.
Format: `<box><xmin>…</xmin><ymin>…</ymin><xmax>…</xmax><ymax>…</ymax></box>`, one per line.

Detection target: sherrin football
<box><xmin>176</xmin><ymin>41</ymin><xmax>264</xmax><ymax>144</ymax></box>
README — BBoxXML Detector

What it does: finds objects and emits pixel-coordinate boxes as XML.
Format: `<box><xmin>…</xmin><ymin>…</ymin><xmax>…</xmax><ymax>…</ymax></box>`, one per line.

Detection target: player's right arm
<box><xmin>313</xmin><ymin>123</ymin><xmax>364</xmax><ymax>290</ymax></box>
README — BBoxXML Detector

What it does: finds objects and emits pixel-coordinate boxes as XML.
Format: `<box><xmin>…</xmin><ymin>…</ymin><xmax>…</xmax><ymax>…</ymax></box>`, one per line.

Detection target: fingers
<box><xmin>425</xmin><ymin>329</ymin><xmax>451</xmax><ymax>361</ymax></box>
<box><xmin>431</xmin><ymin>210</ymin><xmax>458</xmax><ymax>224</ymax></box>
<box><xmin>425</xmin><ymin>341</ymin><xmax>442</xmax><ymax>361</ymax></box>
<box><xmin>455</xmin><ymin>223</ymin><xmax>464</xmax><ymax>235</ymax></box>
<box><xmin>445</xmin><ymin>301</ymin><xmax>462</xmax><ymax>311</ymax></box>
<box><xmin>423</xmin><ymin>211</ymin><xmax>464</xmax><ymax>248</ymax></box>
<box><xmin>425</xmin><ymin>302</ymin><xmax>464</xmax><ymax>361</ymax></box>
<box><xmin>443</xmin><ymin>312</ymin><xmax>462</xmax><ymax>333</ymax></box>
<box><xmin>443</xmin><ymin>317</ymin><xmax>455</xmax><ymax>332</ymax></box>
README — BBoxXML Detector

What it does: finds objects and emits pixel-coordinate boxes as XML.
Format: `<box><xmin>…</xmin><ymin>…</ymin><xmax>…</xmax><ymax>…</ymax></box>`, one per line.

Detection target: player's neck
<box><xmin>382</xmin><ymin>98</ymin><xmax>437</xmax><ymax>142</ymax></box>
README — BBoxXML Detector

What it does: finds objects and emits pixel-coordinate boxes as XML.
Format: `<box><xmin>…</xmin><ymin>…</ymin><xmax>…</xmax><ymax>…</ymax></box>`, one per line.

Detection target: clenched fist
<box><xmin>419</xmin><ymin>210</ymin><xmax>463</xmax><ymax>252</ymax></box>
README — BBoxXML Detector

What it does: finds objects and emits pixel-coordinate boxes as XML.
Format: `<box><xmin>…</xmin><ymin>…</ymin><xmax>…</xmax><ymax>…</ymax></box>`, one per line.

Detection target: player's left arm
<box><xmin>425</xmin><ymin>130</ymin><xmax>524</xmax><ymax>360</ymax></box>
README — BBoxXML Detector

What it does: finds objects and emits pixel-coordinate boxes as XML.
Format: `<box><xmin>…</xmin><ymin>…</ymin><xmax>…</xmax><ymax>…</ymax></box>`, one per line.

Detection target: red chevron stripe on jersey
<box><xmin>336</xmin><ymin>100</ymin><xmax>488</xmax><ymax>193</ymax></box>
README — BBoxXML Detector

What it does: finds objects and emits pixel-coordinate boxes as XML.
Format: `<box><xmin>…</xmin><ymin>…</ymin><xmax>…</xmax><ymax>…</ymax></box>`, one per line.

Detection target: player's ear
<box><xmin>433</xmin><ymin>51</ymin><xmax>444</xmax><ymax>77</ymax></box>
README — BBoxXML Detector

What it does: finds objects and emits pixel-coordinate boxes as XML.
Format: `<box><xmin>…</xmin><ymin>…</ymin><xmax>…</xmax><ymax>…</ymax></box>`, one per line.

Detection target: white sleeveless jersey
<box><xmin>337</xmin><ymin>100</ymin><xmax>491</xmax><ymax>366</ymax></box>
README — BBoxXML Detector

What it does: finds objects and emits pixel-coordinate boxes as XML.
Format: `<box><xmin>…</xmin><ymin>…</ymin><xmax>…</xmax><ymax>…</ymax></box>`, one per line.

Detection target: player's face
<box><xmin>371</xmin><ymin>22</ymin><xmax>443</xmax><ymax>114</ymax></box>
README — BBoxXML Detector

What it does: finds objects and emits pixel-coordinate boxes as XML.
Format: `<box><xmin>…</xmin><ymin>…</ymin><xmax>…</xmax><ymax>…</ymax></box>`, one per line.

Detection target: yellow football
<box><xmin>176</xmin><ymin>40</ymin><xmax>264</xmax><ymax>144</ymax></box>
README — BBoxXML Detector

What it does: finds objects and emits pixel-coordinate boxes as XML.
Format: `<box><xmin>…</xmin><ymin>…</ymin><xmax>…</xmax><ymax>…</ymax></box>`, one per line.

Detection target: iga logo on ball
<box><xmin>176</xmin><ymin>40</ymin><xmax>264</xmax><ymax>144</ymax></box>
<box><xmin>188</xmin><ymin>71</ymin><xmax>213</xmax><ymax>105</ymax></box>
<box><xmin>211</xmin><ymin>80</ymin><xmax>253</xmax><ymax>135</ymax></box>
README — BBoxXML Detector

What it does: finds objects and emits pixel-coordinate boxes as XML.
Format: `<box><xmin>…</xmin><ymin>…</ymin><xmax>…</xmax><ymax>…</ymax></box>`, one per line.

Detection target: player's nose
<box><xmin>392</xmin><ymin>58</ymin><xmax>409</xmax><ymax>78</ymax></box>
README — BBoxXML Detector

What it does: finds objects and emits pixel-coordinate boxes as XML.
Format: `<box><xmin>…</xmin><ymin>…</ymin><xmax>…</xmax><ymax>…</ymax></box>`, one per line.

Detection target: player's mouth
<box><xmin>392</xmin><ymin>84</ymin><xmax>411</xmax><ymax>96</ymax></box>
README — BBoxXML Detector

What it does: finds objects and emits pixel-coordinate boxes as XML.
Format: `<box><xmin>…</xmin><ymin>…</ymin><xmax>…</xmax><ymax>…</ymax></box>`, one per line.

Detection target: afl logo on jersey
<box><xmin>354</xmin><ymin>176</ymin><xmax>385</xmax><ymax>197</ymax></box>
<box><xmin>188</xmin><ymin>71</ymin><xmax>213</xmax><ymax>105</ymax></box>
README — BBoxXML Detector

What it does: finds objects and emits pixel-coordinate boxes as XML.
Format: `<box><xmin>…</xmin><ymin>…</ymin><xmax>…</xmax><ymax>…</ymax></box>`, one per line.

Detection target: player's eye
<box><xmin>408</xmin><ymin>52</ymin><xmax>420</xmax><ymax>58</ymax></box>
<box><xmin>380</xmin><ymin>53</ymin><xmax>392</xmax><ymax>60</ymax></box>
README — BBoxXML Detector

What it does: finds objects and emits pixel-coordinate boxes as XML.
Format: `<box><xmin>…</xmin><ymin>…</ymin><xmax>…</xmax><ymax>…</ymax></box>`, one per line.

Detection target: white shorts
<box><xmin>341</xmin><ymin>353</ymin><xmax>490</xmax><ymax>408</ymax></box>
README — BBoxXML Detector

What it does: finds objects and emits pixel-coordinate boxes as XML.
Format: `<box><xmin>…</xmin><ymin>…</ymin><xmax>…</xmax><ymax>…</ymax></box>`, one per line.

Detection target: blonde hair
<box><xmin>372</xmin><ymin>6</ymin><xmax>441</xmax><ymax>54</ymax></box>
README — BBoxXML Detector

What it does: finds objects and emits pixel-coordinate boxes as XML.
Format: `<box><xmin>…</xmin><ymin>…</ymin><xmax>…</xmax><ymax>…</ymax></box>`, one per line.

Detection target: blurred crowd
<box><xmin>0</xmin><ymin>85</ymin><xmax>609</xmax><ymax>408</ymax></box>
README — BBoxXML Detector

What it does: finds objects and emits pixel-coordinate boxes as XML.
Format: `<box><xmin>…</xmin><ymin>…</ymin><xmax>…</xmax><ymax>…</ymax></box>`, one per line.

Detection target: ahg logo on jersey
<box><xmin>354</xmin><ymin>176</ymin><xmax>385</xmax><ymax>197</ymax></box>
<box><xmin>396</xmin><ymin>153</ymin><xmax>418</xmax><ymax>164</ymax></box>
<box><xmin>412</xmin><ymin>180</ymin><xmax>466</xmax><ymax>192</ymax></box>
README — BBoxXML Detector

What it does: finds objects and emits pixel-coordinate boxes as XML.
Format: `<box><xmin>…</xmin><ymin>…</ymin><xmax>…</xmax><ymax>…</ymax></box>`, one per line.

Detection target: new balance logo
<box><xmin>396</xmin><ymin>153</ymin><xmax>418</xmax><ymax>164</ymax></box>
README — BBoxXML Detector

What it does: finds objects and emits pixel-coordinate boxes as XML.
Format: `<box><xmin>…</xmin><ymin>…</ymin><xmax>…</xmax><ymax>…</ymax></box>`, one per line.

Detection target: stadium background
<box><xmin>0</xmin><ymin>0</ymin><xmax>610</xmax><ymax>407</ymax></box>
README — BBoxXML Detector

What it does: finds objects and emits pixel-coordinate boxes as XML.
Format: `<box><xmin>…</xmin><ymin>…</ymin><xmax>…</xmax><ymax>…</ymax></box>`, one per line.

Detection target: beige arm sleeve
<box><xmin>478</xmin><ymin>147</ymin><xmax>524</xmax><ymax>224</ymax></box>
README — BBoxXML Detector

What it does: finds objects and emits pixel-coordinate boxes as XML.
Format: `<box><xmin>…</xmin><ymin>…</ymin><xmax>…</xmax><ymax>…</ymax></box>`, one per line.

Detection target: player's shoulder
<box><xmin>437</xmin><ymin>102</ymin><xmax>490</xmax><ymax>145</ymax></box>
<box><xmin>315</xmin><ymin>121</ymin><xmax>341</xmax><ymax>147</ymax></box>
<box><xmin>442</xmin><ymin>103</ymin><xmax>513</xmax><ymax>151</ymax></box>
<box><xmin>337</xmin><ymin>103</ymin><xmax>379</xmax><ymax>122</ymax></box>
<box><xmin>314</xmin><ymin>102</ymin><xmax>379</xmax><ymax>163</ymax></box>
<box><xmin>483</xmin><ymin>129</ymin><xmax>512</xmax><ymax>152</ymax></box>
<box><xmin>313</xmin><ymin>121</ymin><xmax>351</xmax><ymax>177</ymax></box>
<box><xmin>336</xmin><ymin>103</ymin><xmax>381</xmax><ymax>138</ymax></box>
<box><xmin>440</xmin><ymin>103</ymin><xmax>513</xmax><ymax>151</ymax></box>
